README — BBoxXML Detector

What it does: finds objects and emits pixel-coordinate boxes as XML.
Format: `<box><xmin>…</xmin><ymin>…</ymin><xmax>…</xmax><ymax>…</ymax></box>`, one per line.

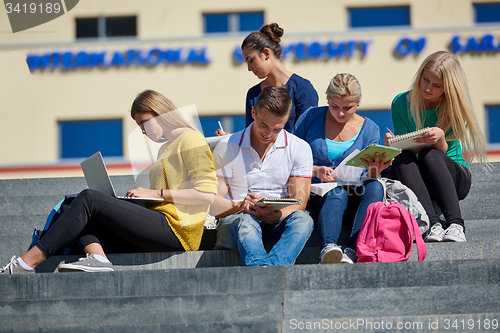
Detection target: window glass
<box><xmin>75</xmin><ymin>18</ymin><xmax>98</xmax><ymax>38</ymax></box>
<box><xmin>76</xmin><ymin>16</ymin><xmax>136</xmax><ymax>39</ymax></box>
<box><xmin>486</xmin><ymin>105</ymin><xmax>500</xmax><ymax>143</ymax></box>
<box><xmin>349</xmin><ymin>6</ymin><xmax>410</xmax><ymax>28</ymax></box>
<box><xmin>204</xmin><ymin>12</ymin><xmax>264</xmax><ymax>33</ymax></box>
<box><xmin>474</xmin><ymin>3</ymin><xmax>500</xmax><ymax>23</ymax></box>
<box><xmin>239</xmin><ymin>12</ymin><xmax>264</xmax><ymax>32</ymax></box>
<box><xmin>204</xmin><ymin>13</ymin><xmax>229</xmax><ymax>33</ymax></box>
<box><xmin>59</xmin><ymin>119</ymin><xmax>123</xmax><ymax>159</ymax></box>
<box><xmin>106</xmin><ymin>16</ymin><xmax>137</xmax><ymax>37</ymax></box>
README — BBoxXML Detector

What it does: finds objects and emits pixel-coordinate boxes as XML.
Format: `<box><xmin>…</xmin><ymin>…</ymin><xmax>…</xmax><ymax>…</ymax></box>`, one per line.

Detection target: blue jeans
<box><xmin>216</xmin><ymin>210</ymin><xmax>314</xmax><ymax>266</ymax></box>
<box><xmin>316</xmin><ymin>179</ymin><xmax>384</xmax><ymax>249</ymax></box>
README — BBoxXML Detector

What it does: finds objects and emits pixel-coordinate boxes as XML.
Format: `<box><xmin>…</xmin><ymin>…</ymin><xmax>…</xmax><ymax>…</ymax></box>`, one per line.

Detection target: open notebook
<box><xmin>80</xmin><ymin>152</ymin><xmax>165</xmax><ymax>206</ymax></box>
<box><xmin>388</xmin><ymin>128</ymin><xmax>431</xmax><ymax>153</ymax></box>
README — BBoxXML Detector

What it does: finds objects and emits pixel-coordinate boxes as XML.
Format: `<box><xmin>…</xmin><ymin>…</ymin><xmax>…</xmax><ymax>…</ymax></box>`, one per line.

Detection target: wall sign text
<box><xmin>26</xmin><ymin>46</ymin><xmax>210</xmax><ymax>71</ymax></box>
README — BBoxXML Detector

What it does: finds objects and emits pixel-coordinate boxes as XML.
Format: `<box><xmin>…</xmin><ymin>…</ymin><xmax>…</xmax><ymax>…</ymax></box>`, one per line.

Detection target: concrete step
<box><xmin>3</xmin><ymin>218</ymin><xmax>499</xmax><ymax>271</ymax></box>
<box><xmin>0</xmin><ymin>162</ymin><xmax>497</xmax><ymax>204</ymax></box>
<box><xmin>307</xmin><ymin>218</ymin><xmax>500</xmax><ymax>246</ymax></box>
<box><xmin>0</xmin><ymin>215</ymin><xmax>47</xmax><ymax>236</ymax></box>
<box><xmin>284</xmin><ymin>285</ymin><xmax>500</xmax><ymax>322</ymax></box>
<box><xmin>7</xmin><ymin>313</ymin><xmax>497</xmax><ymax>333</ymax></box>
<box><xmin>32</xmin><ymin>238</ymin><xmax>500</xmax><ymax>273</ymax></box>
<box><xmin>0</xmin><ymin>322</ymin><xmax>277</xmax><ymax>333</ymax></box>
<box><xmin>0</xmin><ymin>176</ymin><xmax>136</xmax><ymax>197</ymax></box>
<box><xmin>5</xmin><ymin>287</ymin><xmax>498</xmax><ymax>333</ymax></box>
<box><xmin>0</xmin><ymin>162</ymin><xmax>494</xmax><ymax>196</ymax></box>
<box><xmin>2</xmin><ymin>192</ymin><xmax>497</xmax><ymax>224</ymax></box>
<box><xmin>1</xmin><ymin>260</ymin><xmax>499</xmax><ymax>332</ymax></box>
<box><xmin>0</xmin><ymin>156</ymin><xmax>497</xmax><ymax>333</ymax></box>
<box><xmin>409</xmin><ymin>239</ymin><xmax>500</xmax><ymax>261</ymax></box>
<box><xmin>6</xmin><ymin>260</ymin><xmax>500</xmax><ymax>299</ymax></box>
<box><xmin>0</xmin><ymin>195</ymin><xmax>61</xmax><ymax>217</ymax></box>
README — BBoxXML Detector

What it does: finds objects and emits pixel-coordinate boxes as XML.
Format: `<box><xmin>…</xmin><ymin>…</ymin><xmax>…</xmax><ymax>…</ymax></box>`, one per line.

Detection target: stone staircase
<box><xmin>0</xmin><ymin>163</ymin><xmax>499</xmax><ymax>332</ymax></box>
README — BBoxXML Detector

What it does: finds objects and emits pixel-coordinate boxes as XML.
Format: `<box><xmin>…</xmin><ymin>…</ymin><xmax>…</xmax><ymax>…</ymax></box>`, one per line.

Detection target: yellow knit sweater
<box><xmin>148</xmin><ymin>130</ymin><xmax>217</xmax><ymax>251</ymax></box>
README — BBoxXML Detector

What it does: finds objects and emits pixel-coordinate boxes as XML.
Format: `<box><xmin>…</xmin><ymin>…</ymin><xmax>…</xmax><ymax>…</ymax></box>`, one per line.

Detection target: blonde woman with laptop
<box><xmin>1</xmin><ymin>90</ymin><xmax>217</xmax><ymax>274</ymax></box>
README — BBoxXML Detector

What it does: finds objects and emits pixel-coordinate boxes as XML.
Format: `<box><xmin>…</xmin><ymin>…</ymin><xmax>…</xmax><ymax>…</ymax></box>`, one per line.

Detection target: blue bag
<box><xmin>29</xmin><ymin>194</ymin><xmax>78</xmax><ymax>254</ymax></box>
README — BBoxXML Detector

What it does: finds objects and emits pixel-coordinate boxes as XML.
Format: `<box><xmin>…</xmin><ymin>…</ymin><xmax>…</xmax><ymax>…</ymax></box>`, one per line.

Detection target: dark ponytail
<box><xmin>241</xmin><ymin>23</ymin><xmax>284</xmax><ymax>59</ymax></box>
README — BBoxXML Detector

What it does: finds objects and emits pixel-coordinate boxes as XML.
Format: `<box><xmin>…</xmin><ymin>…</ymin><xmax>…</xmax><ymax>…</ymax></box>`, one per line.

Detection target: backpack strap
<box><xmin>393</xmin><ymin>201</ymin><xmax>427</xmax><ymax>261</ymax></box>
<box><xmin>43</xmin><ymin>198</ymin><xmax>65</xmax><ymax>231</ymax></box>
<box><xmin>412</xmin><ymin>214</ymin><xmax>427</xmax><ymax>261</ymax></box>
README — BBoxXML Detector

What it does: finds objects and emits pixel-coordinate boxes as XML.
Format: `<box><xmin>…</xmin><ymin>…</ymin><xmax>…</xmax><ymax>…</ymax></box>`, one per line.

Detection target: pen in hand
<box><xmin>218</xmin><ymin>121</ymin><xmax>225</xmax><ymax>135</ymax></box>
<box><xmin>386</xmin><ymin>127</ymin><xmax>394</xmax><ymax>136</ymax></box>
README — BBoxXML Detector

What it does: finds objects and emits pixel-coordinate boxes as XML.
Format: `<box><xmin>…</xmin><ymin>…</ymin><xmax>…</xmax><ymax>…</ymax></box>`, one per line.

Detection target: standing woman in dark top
<box><xmin>215</xmin><ymin>23</ymin><xmax>318</xmax><ymax>135</ymax></box>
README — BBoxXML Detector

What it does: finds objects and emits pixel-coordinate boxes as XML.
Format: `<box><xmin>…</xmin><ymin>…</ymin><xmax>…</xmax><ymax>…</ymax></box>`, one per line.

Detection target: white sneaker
<box><xmin>0</xmin><ymin>256</ymin><xmax>35</xmax><ymax>275</ymax></box>
<box><xmin>340</xmin><ymin>247</ymin><xmax>356</xmax><ymax>264</ymax></box>
<box><xmin>204</xmin><ymin>214</ymin><xmax>218</xmax><ymax>229</ymax></box>
<box><xmin>443</xmin><ymin>224</ymin><xmax>466</xmax><ymax>242</ymax></box>
<box><xmin>319</xmin><ymin>244</ymin><xmax>343</xmax><ymax>264</ymax></box>
<box><xmin>425</xmin><ymin>223</ymin><xmax>445</xmax><ymax>242</ymax></box>
<box><xmin>58</xmin><ymin>254</ymin><xmax>114</xmax><ymax>272</ymax></box>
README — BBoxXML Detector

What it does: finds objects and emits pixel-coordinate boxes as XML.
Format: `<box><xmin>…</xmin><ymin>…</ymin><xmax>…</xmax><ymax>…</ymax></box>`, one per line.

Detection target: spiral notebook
<box><xmin>388</xmin><ymin>128</ymin><xmax>431</xmax><ymax>153</ymax></box>
<box><xmin>254</xmin><ymin>198</ymin><xmax>302</xmax><ymax>211</ymax></box>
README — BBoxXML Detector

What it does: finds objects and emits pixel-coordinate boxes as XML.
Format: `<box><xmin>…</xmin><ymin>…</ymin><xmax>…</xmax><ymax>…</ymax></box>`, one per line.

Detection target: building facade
<box><xmin>1</xmin><ymin>0</ymin><xmax>499</xmax><ymax>178</ymax></box>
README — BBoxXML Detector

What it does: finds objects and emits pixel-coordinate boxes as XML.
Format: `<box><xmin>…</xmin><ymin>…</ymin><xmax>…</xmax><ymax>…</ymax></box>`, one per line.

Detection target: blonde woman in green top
<box><xmin>384</xmin><ymin>51</ymin><xmax>486</xmax><ymax>243</ymax></box>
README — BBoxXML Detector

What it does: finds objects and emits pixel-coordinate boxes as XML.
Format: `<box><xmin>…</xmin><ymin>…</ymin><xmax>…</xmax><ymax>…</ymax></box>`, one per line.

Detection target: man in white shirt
<box><xmin>211</xmin><ymin>86</ymin><xmax>314</xmax><ymax>266</ymax></box>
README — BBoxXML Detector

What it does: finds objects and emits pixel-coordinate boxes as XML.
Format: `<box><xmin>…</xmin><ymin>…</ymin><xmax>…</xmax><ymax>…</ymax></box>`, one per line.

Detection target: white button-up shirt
<box><xmin>213</xmin><ymin>123</ymin><xmax>313</xmax><ymax>201</ymax></box>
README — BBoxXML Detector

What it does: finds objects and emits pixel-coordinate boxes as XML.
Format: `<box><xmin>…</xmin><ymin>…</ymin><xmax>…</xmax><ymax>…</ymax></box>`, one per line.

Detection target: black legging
<box><xmin>391</xmin><ymin>148</ymin><xmax>471</xmax><ymax>229</ymax></box>
<box><xmin>36</xmin><ymin>189</ymin><xmax>183</xmax><ymax>258</ymax></box>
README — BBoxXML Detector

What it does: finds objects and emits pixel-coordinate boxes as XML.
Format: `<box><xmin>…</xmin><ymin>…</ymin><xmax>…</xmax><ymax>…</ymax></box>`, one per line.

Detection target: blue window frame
<box><xmin>486</xmin><ymin>105</ymin><xmax>500</xmax><ymax>144</ymax></box>
<box><xmin>357</xmin><ymin>110</ymin><xmax>393</xmax><ymax>143</ymax></box>
<box><xmin>204</xmin><ymin>12</ymin><xmax>263</xmax><ymax>34</ymax></box>
<box><xmin>474</xmin><ymin>3</ymin><xmax>500</xmax><ymax>23</ymax></box>
<box><xmin>59</xmin><ymin>119</ymin><xmax>123</xmax><ymax>159</ymax></box>
<box><xmin>199</xmin><ymin>115</ymin><xmax>246</xmax><ymax>137</ymax></box>
<box><xmin>348</xmin><ymin>6</ymin><xmax>410</xmax><ymax>28</ymax></box>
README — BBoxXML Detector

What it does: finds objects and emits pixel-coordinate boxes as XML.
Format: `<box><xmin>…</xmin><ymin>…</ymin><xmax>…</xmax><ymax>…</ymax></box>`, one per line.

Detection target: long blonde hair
<box><xmin>130</xmin><ymin>90</ymin><xmax>197</xmax><ymax>131</ymax></box>
<box><xmin>409</xmin><ymin>51</ymin><xmax>487</xmax><ymax>164</ymax></box>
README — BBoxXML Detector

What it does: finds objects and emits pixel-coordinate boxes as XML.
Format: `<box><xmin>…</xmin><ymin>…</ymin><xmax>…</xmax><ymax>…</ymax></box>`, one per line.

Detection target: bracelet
<box><xmin>160</xmin><ymin>189</ymin><xmax>163</xmax><ymax>198</ymax></box>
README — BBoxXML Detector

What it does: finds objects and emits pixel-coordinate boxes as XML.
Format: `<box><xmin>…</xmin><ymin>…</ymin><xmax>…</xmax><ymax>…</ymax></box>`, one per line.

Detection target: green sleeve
<box><xmin>391</xmin><ymin>92</ymin><xmax>415</xmax><ymax>136</ymax></box>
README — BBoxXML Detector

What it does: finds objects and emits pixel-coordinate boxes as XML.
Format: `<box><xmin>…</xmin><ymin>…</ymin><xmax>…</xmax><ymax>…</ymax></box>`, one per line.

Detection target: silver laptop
<box><xmin>80</xmin><ymin>152</ymin><xmax>164</xmax><ymax>205</ymax></box>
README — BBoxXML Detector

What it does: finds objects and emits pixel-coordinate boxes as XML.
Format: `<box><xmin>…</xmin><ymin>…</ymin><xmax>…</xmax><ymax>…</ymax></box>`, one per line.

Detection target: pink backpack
<box><xmin>356</xmin><ymin>201</ymin><xmax>426</xmax><ymax>263</ymax></box>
